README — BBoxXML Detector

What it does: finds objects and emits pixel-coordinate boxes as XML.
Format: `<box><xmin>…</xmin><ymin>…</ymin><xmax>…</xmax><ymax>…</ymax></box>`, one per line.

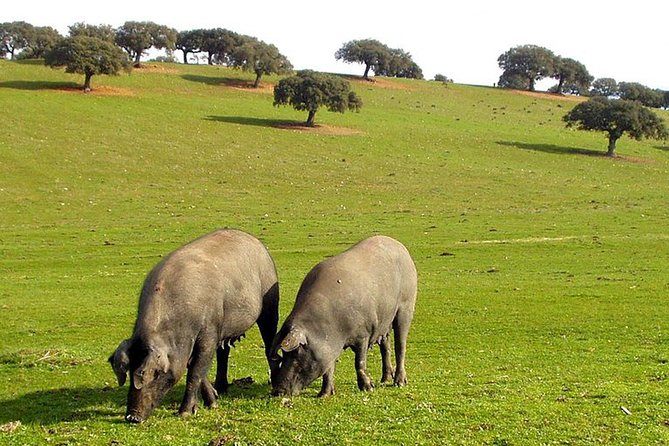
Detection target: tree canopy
<box><xmin>335</xmin><ymin>39</ymin><xmax>422</xmax><ymax>80</ymax></box>
<box><xmin>230</xmin><ymin>37</ymin><xmax>292</xmax><ymax>87</ymax></box>
<box><xmin>273</xmin><ymin>70</ymin><xmax>363</xmax><ymax>127</ymax></box>
<box><xmin>176</xmin><ymin>29</ymin><xmax>204</xmax><ymax>64</ymax></box>
<box><xmin>69</xmin><ymin>23</ymin><xmax>116</xmax><ymax>42</ymax></box>
<box><xmin>115</xmin><ymin>21</ymin><xmax>177</xmax><ymax>67</ymax></box>
<box><xmin>335</xmin><ymin>39</ymin><xmax>387</xmax><ymax>80</ymax></box>
<box><xmin>45</xmin><ymin>36</ymin><xmax>130</xmax><ymax>91</ymax></box>
<box><xmin>551</xmin><ymin>57</ymin><xmax>592</xmax><ymax>95</ymax></box>
<box><xmin>617</xmin><ymin>82</ymin><xmax>664</xmax><ymax>108</ymax></box>
<box><xmin>497</xmin><ymin>44</ymin><xmax>557</xmax><ymax>91</ymax></box>
<box><xmin>203</xmin><ymin>28</ymin><xmax>242</xmax><ymax>65</ymax></box>
<box><xmin>0</xmin><ymin>21</ymin><xmax>33</xmax><ymax>59</ymax></box>
<box><xmin>563</xmin><ymin>97</ymin><xmax>668</xmax><ymax>156</ymax></box>
<box><xmin>590</xmin><ymin>78</ymin><xmax>619</xmax><ymax>97</ymax></box>
<box><xmin>375</xmin><ymin>48</ymin><xmax>423</xmax><ymax>79</ymax></box>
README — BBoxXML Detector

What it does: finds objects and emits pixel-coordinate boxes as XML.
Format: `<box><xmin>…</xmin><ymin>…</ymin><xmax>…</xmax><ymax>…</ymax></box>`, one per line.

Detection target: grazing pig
<box><xmin>271</xmin><ymin>235</ymin><xmax>417</xmax><ymax>397</ymax></box>
<box><xmin>109</xmin><ymin>229</ymin><xmax>279</xmax><ymax>423</ymax></box>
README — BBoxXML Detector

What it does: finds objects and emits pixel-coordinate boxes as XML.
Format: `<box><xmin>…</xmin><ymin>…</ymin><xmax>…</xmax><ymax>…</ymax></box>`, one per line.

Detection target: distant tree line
<box><xmin>497</xmin><ymin>44</ymin><xmax>669</xmax><ymax>110</ymax></box>
<box><xmin>1</xmin><ymin>20</ymin><xmax>294</xmax><ymax>91</ymax></box>
<box><xmin>497</xmin><ymin>44</ymin><xmax>593</xmax><ymax>94</ymax></box>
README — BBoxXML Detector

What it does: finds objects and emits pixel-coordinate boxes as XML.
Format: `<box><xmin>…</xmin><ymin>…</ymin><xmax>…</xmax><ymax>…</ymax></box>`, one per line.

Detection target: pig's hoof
<box><xmin>125</xmin><ymin>414</ymin><xmax>144</xmax><ymax>424</ymax></box>
<box><xmin>394</xmin><ymin>377</ymin><xmax>408</xmax><ymax>387</ymax></box>
<box><xmin>205</xmin><ymin>400</ymin><xmax>218</xmax><ymax>409</ymax></box>
<box><xmin>178</xmin><ymin>405</ymin><xmax>198</xmax><ymax>418</ymax></box>
<box><xmin>317</xmin><ymin>388</ymin><xmax>335</xmax><ymax>397</ymax></box>
<box><xmin>357</xmin><ymin>375</ymin><xmax>374</xmax><ymax>392</ymax></box>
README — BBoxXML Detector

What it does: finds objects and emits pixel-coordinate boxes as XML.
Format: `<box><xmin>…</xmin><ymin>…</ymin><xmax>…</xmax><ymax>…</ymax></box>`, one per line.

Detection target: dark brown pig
<box><xmin>271</xmin><ymin>235</ymin><xmax>417</xmax><ymax>397</ymax></box>
<box><xmin>109</xmin><ymin>229</ymin><xmax>279</xmax><ymax>423</ymax></box>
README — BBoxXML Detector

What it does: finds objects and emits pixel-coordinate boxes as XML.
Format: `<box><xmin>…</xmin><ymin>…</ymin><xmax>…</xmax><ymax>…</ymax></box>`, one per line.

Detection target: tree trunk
<box><xmin>528</xmin><ymin>77</ymin><xmax>535</xmax><ymax>92</ymax></box>
<box><xmin>306</xmin><ymin>110</ymin><xmax>316</xmax><ymax>127</ymax></box>
<box><xmin>183</xmin><ymin>51</ymin><xmax>189</xmax><ymax>64</ymax></box>
<box><xmin>83</xmin><ymin>72</ymin><xmax>93</xmax><ymax>93</ymax></box>
<box><xmin>208</xmin><ymin>53</ymin><xmax>213</xmax><ymax>65</ymax></box>
<box><xmin>134</xmin><ymin>51</ymin><xmax>142</xmax><ymax>68</ymax></box>
<box><xmin>557</xmin><ymin>76</ymin><xmax>565</xmax><ymax>94</ymax></box>
<box><xmin>607</xmin><ymin>134</ymin><xmax>618</xmax><ymax>157</ymax></box>
<box><xmin>254</xmin><ymin>72</ymin><xmax>262</xmax><ymax>88</ymax></box>
<box><xmin>363</xmin><ymin>64</ymin><xmax>371</xmax><ymax>80</ymax></box>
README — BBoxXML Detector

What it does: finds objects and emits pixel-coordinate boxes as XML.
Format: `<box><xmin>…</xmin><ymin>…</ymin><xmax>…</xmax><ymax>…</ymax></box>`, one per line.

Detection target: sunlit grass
<box><xmin>1</xmin><ymin>59</ymin><xmax>668</xmax><ymax>445</ymax></box>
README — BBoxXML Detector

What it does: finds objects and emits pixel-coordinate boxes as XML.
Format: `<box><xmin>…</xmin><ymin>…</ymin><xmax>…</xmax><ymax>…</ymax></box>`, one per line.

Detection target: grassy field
<box><xmin>1</xmin><ymin>59</ymin><xmax>668</xmax><ymax>445</ymax></box>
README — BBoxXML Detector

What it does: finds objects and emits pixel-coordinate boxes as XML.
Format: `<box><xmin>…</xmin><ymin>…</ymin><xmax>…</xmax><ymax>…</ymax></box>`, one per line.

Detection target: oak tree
<box><xmin>563</xmin><ymin>97</ymin><xmax>668</xmax><ymax>156</ymax></box>
<box><xmin>273</xmin><ymin>70</ymin><xmax>362</xmax><ymax>126</ymax></box>
<box><xmin>45</xmin><ymin>36</ymin><xmax>130</xmax><ymax>92</ymax></box>
<box><xmin>590</xmin><ymin>77</ymin><xmax>618</xmax><ymax>97</ymax></box>
<box><xmin>335</xmin><ymin>39</ymin><xmax>390</xmax><ymax>80</ymax></box>
<box><xmin>230</xmin><ymin>37</ymin><xmax>292</xmax><ymax>87</ymax></box>
<box><xmin>0</xmin><ymin>21</ymin><xmax>33</xmax><ymax>59</ymax></box>
<box><xmin>115</xmin><ymin>21</ymin><xmax>177</xmax><ymax>67</ymax></box>
<box><xmin>497</xmin><ymin>44</ymin><xmax>557</xmax><ymax>91</ymax></box>
<box><xmin>552</xmin><ymin>57</ymin><xmax>592</xmax><ymax>95</ymax></box>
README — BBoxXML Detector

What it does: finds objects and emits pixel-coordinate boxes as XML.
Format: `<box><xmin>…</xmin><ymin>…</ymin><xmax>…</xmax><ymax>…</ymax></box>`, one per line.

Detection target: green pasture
<box><xmin>1</xmin><ymin>60</ymin><xmax>668</xmax><ymax>445</ymax></box>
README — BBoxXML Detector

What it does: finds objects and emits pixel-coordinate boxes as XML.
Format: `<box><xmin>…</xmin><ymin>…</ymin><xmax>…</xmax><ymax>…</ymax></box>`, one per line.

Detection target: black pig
<box><xmin>109</xmin><ymin>229</ymin><xmax>279</xmax><ymax>423</ymax></box>
<box><xmin>271</xmin><ymin>235</ymin><xmax>417</xmax><ymax>397</ymax></box>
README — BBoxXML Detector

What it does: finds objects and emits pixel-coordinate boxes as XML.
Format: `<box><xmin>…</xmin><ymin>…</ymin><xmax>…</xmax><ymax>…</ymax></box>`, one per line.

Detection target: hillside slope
<box><xmin>1</xmin><ymin>60</ymin><xmax>668</xmax><ymax>444</ymax></box>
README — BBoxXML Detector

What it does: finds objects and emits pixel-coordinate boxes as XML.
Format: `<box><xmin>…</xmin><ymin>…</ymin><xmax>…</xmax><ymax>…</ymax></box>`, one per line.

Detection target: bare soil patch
<box><xmin>134</xmin><ymin>64</ymin><xmax>180</xmax><ymax>74</ymax></box>
<box><xmin>230</xmin><ymin>81</ymin><xmax>274</xmax><ymax>94</ymax></box>
<box><xmin>514</xmin><ymin>90</ymin><xmax>585</xmax><ymax>102</ymax></box>
<box><xmin>350</xmin><ymin>77</ymin><xmax>415</xmax><ymax>91</ymax></box>
<box><xmin>54</xmin><ymin>86</ymin><xmax>135</xmax><ymax>96</ymax></box>
<box><xmin>274</xmin><ymin>122</ymin><xmax>362</xmax><ymax>135</ymax></box>
<box><xmin>614</xmin><ymin>155</ymin><xmax>655</xmax><ymax>165</ymax></box>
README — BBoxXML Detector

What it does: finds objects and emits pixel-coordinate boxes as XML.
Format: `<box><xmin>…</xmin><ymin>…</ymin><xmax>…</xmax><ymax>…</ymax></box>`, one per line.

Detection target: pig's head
<box><xmin>108</xmin><ymin>339</ymin><xmax>178</xmax><ymax>423</ymax></box>
<box><xmin>271</xmin><ymin>326</ymin><xmax>327</xmax><ymax>396</ymax></box>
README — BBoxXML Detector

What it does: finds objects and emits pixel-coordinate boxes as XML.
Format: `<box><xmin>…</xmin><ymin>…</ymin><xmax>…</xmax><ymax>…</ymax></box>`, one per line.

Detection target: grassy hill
<box><xmin>1</xmin><ymin>60</ymin><xmax>668</xmax><ymax>445</ymax></box>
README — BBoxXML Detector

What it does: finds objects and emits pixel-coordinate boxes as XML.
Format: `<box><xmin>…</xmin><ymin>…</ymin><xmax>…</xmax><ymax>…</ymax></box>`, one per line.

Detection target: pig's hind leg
<box><xmin>214</xmin><ymin>344</ymin><xmax>231</xmax><ymax>394</ymax></box>
<box><xmin>352</xmin><ymin>341</ymin><xmax>374</xmax><ymax>392</ymax></box>
<box><xmin>392</xmin><ymin>309</ymin><xmax>413</xmax><ymax>387</ymax></box>
<box><xmin>379</xmin><ymin>334</ymin><xmax>395</xmax><ymax>383</ymax></box>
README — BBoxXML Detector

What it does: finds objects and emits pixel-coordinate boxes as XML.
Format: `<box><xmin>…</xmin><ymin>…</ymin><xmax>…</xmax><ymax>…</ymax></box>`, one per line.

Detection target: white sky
<box><xmin>8</xmin><ymin>1</ymin><xmax>669</xmax><ymax>90</ymax></box>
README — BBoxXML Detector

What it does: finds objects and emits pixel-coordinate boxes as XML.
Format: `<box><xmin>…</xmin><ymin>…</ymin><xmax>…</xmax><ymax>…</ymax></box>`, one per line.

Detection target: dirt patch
<box><xmin>513</xmin><ymin>90</ymin><xmax>585</xmax><ymax>102</ymax></box>
<box><xmin>133</xmin><ymin>64</ymin><xmax>180</xmax><ymax>74</ymax></box>
<box><xmin>274</xmin><ymin>122</ymin><xmax>362</xmax><ymax>135</ymax></box>
<box><xmin>53</xmin><ymin>86</ymin><xmax>135</xmax><ymax>96</ymax></box>
<box><xmin>614</xmin><ymin>155</ymin><xmax>655</xmax><ymax>165</ymax></box>
<box><xmin>230</xmin><ymin>81</ymin><xmax>274</xmax><ymax>94</ymax></box>
<box><xmin>350</xmin><ymin>77</ymin><xmax>415</xmax><ymax>91</ymax></box>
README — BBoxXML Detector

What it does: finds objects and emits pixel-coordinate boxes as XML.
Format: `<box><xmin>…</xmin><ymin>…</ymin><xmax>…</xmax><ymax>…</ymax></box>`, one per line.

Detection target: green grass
<box><xmin>1</xmin><ymin>60</ymin><xmax>668</xmax><ymax>445</ymax></box>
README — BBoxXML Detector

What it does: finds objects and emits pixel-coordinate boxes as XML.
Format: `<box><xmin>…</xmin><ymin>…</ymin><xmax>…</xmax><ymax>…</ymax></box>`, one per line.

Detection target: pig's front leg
<box><xmin>179</xmin><ymin>338</ymin><xmax>216</xmax><ymax>416</ymax></box>
<box><xmin>318</xmin><ymin>363</ymin><xmax>336</xmax><ymax>397</ymax></box>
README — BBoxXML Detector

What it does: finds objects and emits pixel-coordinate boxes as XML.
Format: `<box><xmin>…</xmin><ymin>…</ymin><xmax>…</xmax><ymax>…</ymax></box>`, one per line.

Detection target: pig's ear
<box><xmin>280</xmin><ymin>328</ymin><xmax>307</xmax><ymax>352</ymax></box>
<box><xmin>109</xmin><ymin>339</ymin><xmax>132</xmax><ymax>386</ymax></box>
<box><xmin>133</xmin><ymin>348</ymin><xmax>169</xmax><ymax>390</ymax></box>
